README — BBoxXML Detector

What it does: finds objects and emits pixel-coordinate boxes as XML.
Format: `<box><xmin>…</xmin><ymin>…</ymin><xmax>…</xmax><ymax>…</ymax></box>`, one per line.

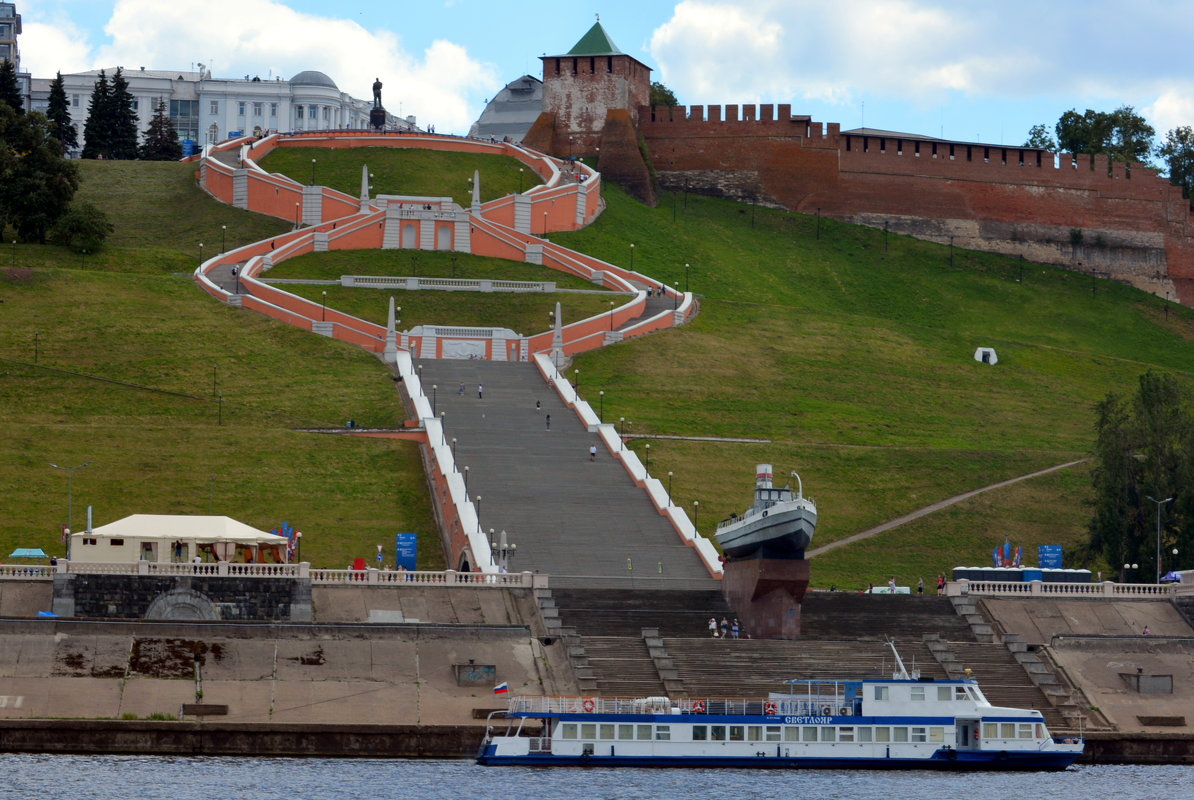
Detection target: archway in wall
<box><xmin>436</xmin><ymin>225</ymin><xmax>451</xmax><ymax>250</ymax></box>
<box><xmin>402</xmin><ymin>222</ymin><xmax>417</xmax><ymax>249</ymax></box>
<box><xmin>458</xmin><ymin>554</ymin><xmax>472</xmax><ymax>572</ymax></box>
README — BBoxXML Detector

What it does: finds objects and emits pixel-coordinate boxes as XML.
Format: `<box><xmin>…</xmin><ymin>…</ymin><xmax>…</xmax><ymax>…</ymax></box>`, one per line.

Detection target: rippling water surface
<box><xmin>4</xmin><ymin>755</ymin><xmax>1188</xmax><ymax>800</ymax></box>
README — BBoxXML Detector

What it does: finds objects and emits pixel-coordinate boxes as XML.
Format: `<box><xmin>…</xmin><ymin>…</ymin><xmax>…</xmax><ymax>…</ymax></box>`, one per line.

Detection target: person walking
<box><xmin>545</xmin><ymin>414</ymin><xmax>551</xmax><ymax>430</ymax></box>
<box><xmin>535</xmin><ymin>400</ymin><xmax>541</xmax><ymax>413</ymax></box>
<box><xmin>731</xmin><ymin>619</ymin><xmax>740</xmax><ymax>639</ymax></box>
<box><xmin>458</xmin><ymin>382</ymin><xmax>465</xmax><ymax>395</ymax></box>
<box><xmin>477</xmin><ymin>384</ymin><xmax>483</xmax><ymax>399</ymax></box>
<box><xmin>708</xmin><ymin>617</ymin><xmax>718</xmax><ymax>638</ymax></box>
<box><xmin>589</xmin><ymin>445</ymin><xmax>597</xmax><ymax>461</ymax></box>
<box><xmin>917</xmin><ymin>577</ymin><xmax>924</xmax><ymax>594</ymax></box>
<box><xmin>719</xmin><ymin>617</ymin><xmax>729</xmax><ymax>638</ymax></box>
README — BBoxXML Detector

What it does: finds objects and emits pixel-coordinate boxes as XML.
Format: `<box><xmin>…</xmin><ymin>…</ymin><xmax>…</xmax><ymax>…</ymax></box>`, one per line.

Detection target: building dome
<box><xmin>289</xmin><ymin>70</ymin><xmax>338</xmax><ymax>90</ymax></box>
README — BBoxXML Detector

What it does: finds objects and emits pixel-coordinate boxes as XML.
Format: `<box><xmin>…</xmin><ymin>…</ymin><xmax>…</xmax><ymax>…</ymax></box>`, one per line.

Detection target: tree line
<box><xmin>1025</xmin><ymin>106</ymin><xmax>1194</xmax><ymax>199</ymax></box>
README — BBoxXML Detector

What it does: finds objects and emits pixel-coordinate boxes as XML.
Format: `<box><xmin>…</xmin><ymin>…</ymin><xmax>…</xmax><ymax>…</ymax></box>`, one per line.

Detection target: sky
<box><xmin>15</xmin><ymin>0</ymin><xmax>1194</xmax><ymax>158</ymax></box>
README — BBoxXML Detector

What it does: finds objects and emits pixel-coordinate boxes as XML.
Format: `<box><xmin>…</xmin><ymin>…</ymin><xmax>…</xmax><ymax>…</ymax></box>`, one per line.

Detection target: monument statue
<box><xmin>372</xmin><ymin>78</ymin><xmax>383</xmax><ymax>108</ymax></box>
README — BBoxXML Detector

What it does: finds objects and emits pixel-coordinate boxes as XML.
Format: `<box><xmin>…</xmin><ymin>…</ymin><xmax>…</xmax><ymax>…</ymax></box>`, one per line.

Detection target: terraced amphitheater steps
<box><xmin>946</xmin><ymin>641</ymin><xmax>1069</xmax><ymax>731</ymax></box>
<box><xmin>799</xmin><ymin>592</ymin><xmax>977</xmax><ymax>641</ymax></box>
<box><xmin>583</xmin><ymin>636</ymin><xmax>668</xmax><ymax>697</ymax></box>
<box><xmin>550</xmin><ymin>588</ymin><xmax>735</xmax><ymax>638</ymax></box>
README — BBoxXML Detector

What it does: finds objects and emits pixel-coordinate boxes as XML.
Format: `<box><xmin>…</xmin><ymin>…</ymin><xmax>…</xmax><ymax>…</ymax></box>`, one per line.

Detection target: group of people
<box><xmin>708</xmin><ymin>616</ymin><xmax>746</xmax><ymax>639</ymax></box>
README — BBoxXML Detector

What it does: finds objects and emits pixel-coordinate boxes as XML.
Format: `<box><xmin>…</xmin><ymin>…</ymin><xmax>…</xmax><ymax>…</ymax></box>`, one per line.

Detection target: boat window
<box><xmin>560</xmin><ymin>723</ymin><xmax>577</xmax><ymax>739</ymax></box>
<box><xmin>729</xmin><ymin>726</ymin><xmax>745</xmax><ymax>741</ymax></box>
<box><xmin>911</xmin><ymin>687</ymin><xmax>925</xmax><ymax>702</ymax></box>
<box><xmin>599</xmin><ymin>724</ymin><xmax>615</xmax><ymax>740</ymax></box>
<box><xmin>1018</xmin><ymin>723</ymin><xmax>1034</xmax><ymax>739</ymax></box>
<box><xmin>910</xmin><ymin>727</ymin><xmax>927</xmax><ymax>743</ymax></box>
<box><xmin>874</xmin><ymin>727</ymin><xmax>890</xmax><ymax>742</ymax></box>
<box><xmin>820</xmin><ymin>727</ymin><xmax>836</xmax><ymax>742</ymax></box>
<box><xmin>636</xmin><ymin>725</ymin><xmax>652</xmax><ymax>740</ymax></box>
<box><xmin>747</xmin><ymin>726</ymin><xmax>763</xmax><ymax>742</ymax></box>
<box><xmin>929</xmin><ymin>727</ymin><xmax>945</xmax><ymax>743</ymax></box>
<box><xmin>1001</xmin><ymin>723</ymin><xmax>1016</xmax><ymax>739</ymax></box>
<box><xmin>857</xmin><ymin>727</ymin><xmax>873</xmax><ymax>743</ymax></box>
<box><xmin>802</xmin><ymin>727</ymin><xmax>818</xmax><ymax>742</ymax></box>
<box><xmin>784</xmin><ymin>727</ymin><xmax>799</xmax><ymax>742</ymax></box>
<box><xmin>692</xmin><ymin>726</ymin><xmax>707</xmax><ymax>741</ymax></box>
<box><xmin>765</xmin><ymin>726</ymin><xmax>782</xmax><ymax>742</ymax></box>
<box><xmin>892</xmin><ymin>727</ymin><xmax>909</xmax><ymax>742</ymax></box>
<box><xmin>655</xmin><ymin>726</ymin><xmax>671</xmax><ymax>741</ymax></box>
<box><xmin>1035</xmin><ymin>724</ymin><xmax>1045</xmax><ymax>739</ymax></box>
<box><xmin>956</xmin><ymin>687</ymin><xmax>970</xmax><ymax>701</ymax></box>
<box><xmin>581</xmin><ymin>723</ymin><xmax>597</xmax><ymax>739</ymax></box>
<box><xmin>710</xmin><ymin>726</ymin><xmax>726</xmax><ymax>741</ymax></box>
<box><xmin>983</xmin><ymin>723</ymin><xmax>998</xmax><ymax>739</ymax></box>
<box><xmin>838</xmin><ymin>726</ymin><xmax>855</xmax><ymax>742</ymax></box>
<box><xmin>618</xmin><ymin>724</ymin><xmax>634</xmax><ymax>740</ymax></box>
<box><xmin>938</xmin><ymin>686</ymin><xmax>952</xmax><ymax>701</ymax></box>
<box><xmin>874</xmin><ymin>686</ymin><xmax>889</xmax><ymax>701</ymax></box>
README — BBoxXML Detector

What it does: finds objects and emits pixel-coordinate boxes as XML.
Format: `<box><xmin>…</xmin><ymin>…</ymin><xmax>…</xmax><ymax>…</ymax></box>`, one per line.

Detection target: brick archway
<box><xmin>145</xmin><ymin>588</ymin><xmax>220</xmax><ymax>621</ymax></box>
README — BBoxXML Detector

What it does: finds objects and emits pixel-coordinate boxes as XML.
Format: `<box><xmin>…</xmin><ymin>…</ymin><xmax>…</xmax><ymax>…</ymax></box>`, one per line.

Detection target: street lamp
<box><xmin>644</xmin><ymin>443</ymin><xmax>650</xmax><ymax>473</ymax></box>
<box><xmin>619</xmin><ymin>417</ymin><xmax>625</xmax><ymax>451</ymax></box>
<box><xmin>599</xmin><ymin>390</ymin><xmax>604</xmax><ymax>422</ymax></box>
<box><xmin>684</xmin><ymin>262</ymin><xmax>690</xmax><ymax>293</ymax></box>
<box><xmin>452</xmin><ymin>437</ymin><xmax>457</xmax><ymax>458</ymax></box>
<box><xmin>629</xmin><ymin>242</ymin><xmax>635</xmax><ymax>270</ymax></box>
<box><xmin>294</xmin><ymin>201</ymin><xmax>300</xmax><ymax>229</ymax></box>
<box><xmin>1172</xmin><ymin>547</ymin><xmax>1180</xmax><ymax>574</ymax></box>
<box><xmin>668</xmin><ymin>471</ymin><xmax>674</xmax><ymax>505</ymax></box>
<box><xmin>693</xmin><ymin>500</ymin><xmax>700</xmax><ymax>530</ymax></box>
<box><xmin>464</xmin><ymin>465</ymin><xmax>469</xmax><ymax>492</ymax></box>
<box><xmin>1146</xmin><ymin>495</ymin><xmax>1174</xmax><ymax>582</ymax></box>
<box><xmin>518</xmin><ymin>167</ymin><xmax>524</xmax><ymax>194</ymax></box>
<box><xmin>1121</xmin><ymin>562</ymin><xmax>1138</xmax><ymax>583</ymax></box>
<box><xmin>491</xmin><ymin>529</ymin><xmax>517</xmax><ymax>572</ymax></box>
<box><xmin>199</xmin><ymin>242</ymin><xmax>204</xmax><ymax>265</ymax></box>
<box><xmin>432</xmin><ymin>384</ymin><xmax>438</xmax><ymax>415</ymax></box>
<box><xmin>609</xmin><ymin>300</ymin><xmax>615</xmax><ymax>330</ymax></box>
<box><xmin>321</xmin><ymin>290</ymin><xmax>327</xmax><ymax>322</ymax></box>
<box><xmin>574</xmin><ymin>369</ymin><xmax>580</xmax><ymax>390</ymax></box>
<box><xmin>221</xmin><ymin>224</ymin><xmax>227</xmax><ymax>253</ymax></box>
<box><xmin>310</xmin><ymin>158</ymin><xmax>317</xmax><ymax>185</ymax></box>
<box><xmin>49</xmin><ymin>461</ymin><xmax>91</xmax><ymax>538</ymax></box>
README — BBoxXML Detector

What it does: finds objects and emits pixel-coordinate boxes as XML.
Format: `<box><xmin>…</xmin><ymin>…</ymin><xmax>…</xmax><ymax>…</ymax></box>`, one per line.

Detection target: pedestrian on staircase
<box><xmin>708</xmin><ymin>617</ymin><xmax>718</xmax><ymax>637</ymax></box>
<box><xmin>917</xmin><ymin>577</ymin><xmax>925</xmax><ymax>594</ymax></box>
<box><xmin>731</xmin><ymin>619</ymin><xmax>740</xmax><ymax>639</ymax></box>
<box><xmin>458</xmin><ymin>382</ymin><xmax>465</xmax><ymax>395</ymax></box>
<box><xmin>589</xmin><ymin>445</ymin><xmax>597</xmax><ymax>461</ymax></box>
<box><xmin>546</xmin><ymin>414</ymin><xmax>551</xmax><ymax>430</ymax></box>
<box><xmin>478</xmin><ymin>384</ymin><xmax>484</xmax><ymax>399</ymax></box>
<box><xmin>719</xmin><ymin>617</ymin><xmax>729</xmax><ymax>638</ymax></box>
<box><xmin>536</xmin><ymin>400</ymin><xmax>541</xmax><ymax>413</ymax></box>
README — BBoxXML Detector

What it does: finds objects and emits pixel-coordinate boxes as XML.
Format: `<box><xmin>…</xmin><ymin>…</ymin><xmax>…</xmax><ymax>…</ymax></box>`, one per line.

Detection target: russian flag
<box><xmin>493</xmin><ymin>682</ymin><xmax>509</xmax><ymax>695</ymax></box>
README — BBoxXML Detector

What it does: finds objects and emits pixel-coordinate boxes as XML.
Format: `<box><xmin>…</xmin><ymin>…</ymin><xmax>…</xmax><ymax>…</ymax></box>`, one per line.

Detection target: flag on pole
<box><xmin>493</xmin><ymin>682</ymin><xmax>509</xmax><ymax>694</ymax></box>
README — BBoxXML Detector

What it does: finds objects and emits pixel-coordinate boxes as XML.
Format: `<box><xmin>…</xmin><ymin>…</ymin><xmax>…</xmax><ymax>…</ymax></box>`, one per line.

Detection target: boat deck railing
<box><xmin>506</xmin><ymin>694</ymin><xmax>857</xmax><ymax>717</ymax></box>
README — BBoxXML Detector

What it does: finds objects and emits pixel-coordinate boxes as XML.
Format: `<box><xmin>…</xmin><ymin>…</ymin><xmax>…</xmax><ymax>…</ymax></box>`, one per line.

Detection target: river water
<box><xmin>3</xmin><ymin>755</ymin><xmax>1188</xmax><ymax>800</ymax></box>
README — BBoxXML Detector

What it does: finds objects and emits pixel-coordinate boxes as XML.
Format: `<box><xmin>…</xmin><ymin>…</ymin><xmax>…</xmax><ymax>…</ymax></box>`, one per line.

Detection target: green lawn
<box><xmin>6</xmin><ymin>149</ymin><xmax>1192</xmax><ymax>585</ymax></box>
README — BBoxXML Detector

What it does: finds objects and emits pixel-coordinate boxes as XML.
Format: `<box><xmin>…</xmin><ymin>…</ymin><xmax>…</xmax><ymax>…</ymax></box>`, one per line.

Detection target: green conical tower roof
<box><xmin>565</xmin><ymin>21</ymin><xmax>624</xmax><ymax>56</ymax></box>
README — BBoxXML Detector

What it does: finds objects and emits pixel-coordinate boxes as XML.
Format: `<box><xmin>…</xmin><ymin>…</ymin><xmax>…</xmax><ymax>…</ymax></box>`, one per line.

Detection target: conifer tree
<box><xmin>81</xmin><ymin>70</ymin><xmax>111</xmax><ymax>159</ymax></box>
<box><xmin>140</xmin><ymin>99</ymin><xmax>181</xmax><ymax>161</ymax></box>
<box><xmin>107</xmin><ymin>68</ymin><xmax>140</xmax><ymax>160</ymax></box>
<box><xmin>0</xmin><ymin>103</ymin><xmax>80</xmax><ymax>241</ymax></box>
<box><xmin>46</xmin><ymin>72</ymin><xmax>77</xmax><ymax>152</ymax></box>
<box><xmin>0</xmin><ymin>58</ymin><xmax>23</xmax><ymax>114</ymax></box>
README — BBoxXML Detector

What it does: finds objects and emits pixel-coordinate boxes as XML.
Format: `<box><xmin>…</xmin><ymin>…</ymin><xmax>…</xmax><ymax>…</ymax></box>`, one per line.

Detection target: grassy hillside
<box><xmin>5</xmin><ymin>151</ymin><xmax>1191</xmax><ymax>587</ymax></box>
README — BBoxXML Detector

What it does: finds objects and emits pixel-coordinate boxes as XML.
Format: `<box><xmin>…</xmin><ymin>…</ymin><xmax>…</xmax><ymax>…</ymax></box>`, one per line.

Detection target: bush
<box><xmin>50</xmin><ymin>201</ymin><xmax>115</xmax><ymax>253</ymax></box>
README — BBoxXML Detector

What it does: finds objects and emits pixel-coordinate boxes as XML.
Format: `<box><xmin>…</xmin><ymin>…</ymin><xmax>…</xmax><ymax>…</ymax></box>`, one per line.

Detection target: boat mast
<box><xmin>886</xmin><ymin>638</ymin><xmax>912</xmax><ymax>680</ymax></box>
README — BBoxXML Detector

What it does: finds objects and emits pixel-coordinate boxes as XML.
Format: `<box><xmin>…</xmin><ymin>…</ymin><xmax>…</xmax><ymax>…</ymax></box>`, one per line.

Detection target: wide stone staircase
<box><xmin>799</xmin><ymin>592</ymin><xmax>977</xmax><ymax>641</ymax></box>
<box><xmin>941</xmin><ymin>641</ymin><xmax>1070</xmax><ymax>731</ymax></box>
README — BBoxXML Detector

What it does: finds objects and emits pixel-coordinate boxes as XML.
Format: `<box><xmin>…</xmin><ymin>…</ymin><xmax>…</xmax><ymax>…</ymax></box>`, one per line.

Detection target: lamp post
<box><xmin>310</xmin><ymin>158</ymin><xmax>317</xmax><ymax>185</ymax></box>
<box><xmin>668</xmin><ymin>471</ymin><xmax>674</xmax><ymax>506</ymax></box>
<box><xmin>476</xmin><ymin>495</ymin><xmax>482</xmax><ymax>521</ymax></box>
<box><xmin>518</xmin><ymin>167</ymin><xmax>524</xmax><ymax>193</ymax></box>
<box><xmin>199</xmin><ymin>242</ymin><xmax>204</xmax><ymax>265</ymax></box>
<box><xmin>452</xmin><ymin>437</ymin><xmax>457</xmax><ymax>458</ymax></box>
<box><xmin>48</xmin><ymin>460</ymin><xmax>90</xmax><ymax>534</ymax></box>
<box><xmin>1121</xmin><ymin>562</ymin><xmax>1138</xmax><ymax>583</ymax></box>
<box><xmin>294</xmin><ymin>201</ymin><xmax>300</xmax><ymax>229</ymax></box>
<box><xmin>693</xmin><ymin>500</ymin><xmax>700</xmax><ymax>530</ymax></box>
<box><xmin>684</xmin><ymin>262</ymin><xmax>690</xmax><ymax>293</ymax></box>
<box><xmin>1146</xmin><ymin>495</ymin><xmax>1174</xmax><ymax>582</ymax></box>
<box><xmin>491</xmin><ymin>529</ymin><xmax>517</xmax><ymax>572</ymax></box>
<box><xmin>619</xmin><ymin>417</ymin><xmax>625</xmax><ymax>451</ymax></box>
<box><xmin>609</xmin><ymin>300</ymin><xmax>615</xmax><ymax>330</ymax></box>
<box><xmin>221</xmin><ymin>224</ymin><xmax>227</xmax><ymax>254</ymax></box>
<box><xmin>598</xmin><ymin>390</ymin><xmax>604</xmax><ymax>422</ymax></box>
<box><xmin>574</xmin><ymin>369</ymin><xmax>580</xmax><ymax>391</ymax></box>
<box><xmin>10</xmin><ymin>239</ymin><xmax>15</xmax><ymax>269</ymax></box>
<box><xmin>321</xmin><ymin>290</ymin><xmax>327</xmax><ymax>322</ymax></box>
<box><xmin>296</xmin><ymin>530</ymin><xmax>302</xmax><ymax>562</ymax></box>
<box><xmin>464</xmin><ymin>465</ymin><xmax>469</xmax><ymax>493</ymax></box>
<box><xmin>542</xmin><ymin>211</ymin><xmax>547</xmax><ymax>236</ymax></box>
<box><xmin>440</xmin><ymin>412</ymin><xmax>446</xmax><ymax>445</ymax></box>
<box><xmin>432</xmin><ymin>384</ymin><xmax>438</xmax><ymax>415</ymax></box>
<box><xmin>1172</xmin><ymin>547</ymin><xmax>1180</xmax><ymax>575</ymax></box>
<box><xmin>629</xmin><ymin>242</ymin><xmax>635</xmax><ymax>270</ymax></box>
<box><xmin>644</xmin><ymin>443</ymin><xmax>650</xmax><ymax>474</ymax></box>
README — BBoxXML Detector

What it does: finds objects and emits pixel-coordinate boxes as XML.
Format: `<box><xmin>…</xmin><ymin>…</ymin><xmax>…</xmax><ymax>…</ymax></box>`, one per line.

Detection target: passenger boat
<box><xmin>477</xmin><ymin>646</ymin><xmax>1083</xmax><ymax>770</ymax></box>
<box><xmin>714</xmin><ymin>464</ymin><xmax>817</xmax><ymax>560</ymax></box>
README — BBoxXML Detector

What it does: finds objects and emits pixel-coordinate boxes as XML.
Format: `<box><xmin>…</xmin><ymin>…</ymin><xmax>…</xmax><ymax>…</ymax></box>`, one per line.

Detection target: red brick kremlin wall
<box><xmin>638</xmin><ymin>104</ymin><xmax>1194</xmax><ymax>302</ymax></box>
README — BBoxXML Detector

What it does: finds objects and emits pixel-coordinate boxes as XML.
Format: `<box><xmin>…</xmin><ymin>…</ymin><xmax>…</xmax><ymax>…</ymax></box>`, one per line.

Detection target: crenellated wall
<box><xmin>638</xmin><ymin>103</ymin><xmax>1194</xmax><ymax>302</ymax></box>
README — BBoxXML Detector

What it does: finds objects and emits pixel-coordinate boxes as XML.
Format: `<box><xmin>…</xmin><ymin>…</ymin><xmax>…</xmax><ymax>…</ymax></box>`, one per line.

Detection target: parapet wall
<box><xmin>638</xmin><ymin>104</ymin><xmax>1194</xmax><ymax>302</ymax></box>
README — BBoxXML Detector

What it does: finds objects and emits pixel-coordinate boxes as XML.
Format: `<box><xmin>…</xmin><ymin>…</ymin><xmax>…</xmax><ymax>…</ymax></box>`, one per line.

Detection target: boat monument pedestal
<box><xmin>721</xmin><ymin>557</ymin><xmax>810</xmax><ymax>640</ymax></box>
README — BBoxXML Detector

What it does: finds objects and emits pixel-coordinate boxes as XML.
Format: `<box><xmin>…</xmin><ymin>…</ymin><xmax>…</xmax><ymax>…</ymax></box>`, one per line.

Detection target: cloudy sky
<box><xmin>15</xmin><ymin>0</ymin><xmax>1194</xmax><ymax>154</ymax></box>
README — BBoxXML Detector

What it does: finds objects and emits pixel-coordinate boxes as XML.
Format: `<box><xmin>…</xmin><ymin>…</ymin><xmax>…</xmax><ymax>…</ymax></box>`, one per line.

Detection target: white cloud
<box><xmin>30</xmin><ymin>0</ymin><xmax>494</xmax><ymax>132</ymax></box>
<box><xmin>1145</xmin><ymin>88</ymin><xmax>1194</xmax><ymax>136</ymax></box>
<box><xmin>18</xmin><ymin>18</ymin><xmax>93</xmax><ymax>75</ymax></box>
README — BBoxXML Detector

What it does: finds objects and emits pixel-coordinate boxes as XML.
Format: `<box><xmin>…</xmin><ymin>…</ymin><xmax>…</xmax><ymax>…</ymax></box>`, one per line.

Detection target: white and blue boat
<box><xmin>478</xmin><ymin>647</ymin><xmax>1083</xmax><ymax>770</ymax></box>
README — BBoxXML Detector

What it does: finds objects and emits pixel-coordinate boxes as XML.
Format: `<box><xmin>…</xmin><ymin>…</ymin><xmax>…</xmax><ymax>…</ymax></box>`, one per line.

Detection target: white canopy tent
<box><xmin>70</xmin><ymin>514</ymin><xmax>291</xmax><ymax>564</ymax></box>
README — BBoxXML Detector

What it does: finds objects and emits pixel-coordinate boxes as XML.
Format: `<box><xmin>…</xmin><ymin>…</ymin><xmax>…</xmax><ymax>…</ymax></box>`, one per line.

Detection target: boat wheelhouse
<box><xmin>714</xmin><ymin>464</ymin><xmax>817</xmax><ymax>560</ymax></box>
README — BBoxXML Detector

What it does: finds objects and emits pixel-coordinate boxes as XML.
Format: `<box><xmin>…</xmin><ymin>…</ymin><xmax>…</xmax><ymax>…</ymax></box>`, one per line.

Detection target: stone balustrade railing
<box><xmin>945</xmin><ymin>580</ymin><xmax>1184</xmax><ymax>598</ymax></box>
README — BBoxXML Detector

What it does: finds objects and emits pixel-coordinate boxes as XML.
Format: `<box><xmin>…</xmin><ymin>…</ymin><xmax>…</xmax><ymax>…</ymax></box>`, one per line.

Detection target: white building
<box><xmin>0</xmin><ymin>2</ymin><xmax>31</xmax><ymax>111</ymax></box>
<box><xmin>30</xmin><ymin>66</ymin><xmax>417</xmax><ymax>155</ymax></box>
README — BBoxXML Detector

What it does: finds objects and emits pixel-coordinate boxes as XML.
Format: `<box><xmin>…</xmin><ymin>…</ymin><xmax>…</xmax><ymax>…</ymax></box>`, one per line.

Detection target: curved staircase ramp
<box><xmin>416</xmin><ymin>360</ymin><xmax>716</xmax><ymax>587</ymax></box>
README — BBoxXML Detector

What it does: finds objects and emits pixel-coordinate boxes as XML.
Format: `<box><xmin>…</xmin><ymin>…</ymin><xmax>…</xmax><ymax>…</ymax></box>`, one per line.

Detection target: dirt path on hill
<box><xmin>806</xmin><ymin>458</ymin><xmax>1090</xmax><ymax>558</ymax></box>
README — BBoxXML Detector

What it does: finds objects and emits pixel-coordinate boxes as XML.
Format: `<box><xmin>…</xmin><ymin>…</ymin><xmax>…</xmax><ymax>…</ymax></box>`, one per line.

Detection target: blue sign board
<box><xmin>181</xmin><ymin>139</ymin><xmax>196</xmax><ymax>157</ymax></box>
<box><xmin>395</xmin><ymin>533</ymin><xmax>418</xmax><ymax>571</ymax></box>
<box><xmin>1038</xmin><ymin>545</ymin><xmax>1063</xmax><ymax>569</ymax></box>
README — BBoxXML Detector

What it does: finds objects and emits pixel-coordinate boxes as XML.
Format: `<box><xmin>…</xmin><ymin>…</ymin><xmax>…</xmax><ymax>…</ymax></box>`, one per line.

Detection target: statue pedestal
<box><xmin>370</xmin><ymin>106</ymin><xmax>387</xmax><ymax>131</ymax></box>
<box><xmin>721</xmin><ymin>558</ymin><xmax>809</xmax><ymax>640</ymax></box>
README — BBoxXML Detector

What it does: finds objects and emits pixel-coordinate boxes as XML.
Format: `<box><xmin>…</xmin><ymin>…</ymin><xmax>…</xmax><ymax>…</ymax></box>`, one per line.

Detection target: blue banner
<box><xmin>395</xmin><ymin>533</ymin><xmax>418</xmax><ymax>571</ymax></box>
<box><xmin>1038</xmin><ymin>545</ymin><xmax>1063</xmax><ymax>569</ymax></box>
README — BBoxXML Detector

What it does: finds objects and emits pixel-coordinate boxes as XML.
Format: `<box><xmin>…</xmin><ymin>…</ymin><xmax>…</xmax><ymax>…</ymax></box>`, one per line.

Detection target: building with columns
<box><xmin>29</xmin><ymin>66</ymin><xmax>415</xmax><ymax>155</ymax></box>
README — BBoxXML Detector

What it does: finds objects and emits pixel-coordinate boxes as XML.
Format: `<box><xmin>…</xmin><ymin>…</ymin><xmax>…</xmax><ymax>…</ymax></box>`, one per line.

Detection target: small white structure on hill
<box><xmin>974</xmin><ymin>347</ymin><xmax>998</xmax><ymax>365</ymax></box>
<box><xmin>70</xmin><ymin>514</ymin><xmax>290</xmax><ymax>564</ymax></box>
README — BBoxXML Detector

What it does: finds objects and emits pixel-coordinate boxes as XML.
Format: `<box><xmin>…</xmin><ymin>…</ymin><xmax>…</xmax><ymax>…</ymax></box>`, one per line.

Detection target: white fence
<box><xmin>946</xmin><ymin>580</ymin><xmax>1188</xmax><ymax>598</ymax></box>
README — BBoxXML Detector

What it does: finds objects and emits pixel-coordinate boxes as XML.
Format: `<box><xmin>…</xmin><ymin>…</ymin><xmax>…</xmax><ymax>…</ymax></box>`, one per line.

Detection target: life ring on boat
<box><xmin>692</xmin><ymin>700</ymin><xmax>707</xmax><ymax>714</ymax></box>
<box><xmin>764</xmin><ymin>701</ymin><xmax>779</xmax><ymax>715</ymax></box>
<box><xmin>582</xmin><ymin>698</ymin><xmax>596</xmax><ymax>712</ymax></box>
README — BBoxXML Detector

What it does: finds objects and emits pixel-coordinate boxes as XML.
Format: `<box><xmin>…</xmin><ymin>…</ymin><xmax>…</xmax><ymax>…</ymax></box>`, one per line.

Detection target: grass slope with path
<box><xmin>3</xmin><ymin>152</ymin><xmax>1192</xmax><ymax>586</ymax></box>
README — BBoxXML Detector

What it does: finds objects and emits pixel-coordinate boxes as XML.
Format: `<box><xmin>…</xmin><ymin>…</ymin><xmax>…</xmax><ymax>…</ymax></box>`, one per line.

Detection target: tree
<box><xmin>650</xmin><ymin>81</ymin><xmax>678</xmax><ymax>107</ymax></box>
<box><xmin>1054</xmin><ymin>106</ymin><xmax>1154</xmax><ymax>164</ymax></box>
<box><xmin>46</xmin><ymin>72</ymin><xmax>78</xmax><ymax>153</ymax></box>
<box><xmin>1088</xmin><ymin>371</ymin><xmax>1194</xmax><ymax>578</ymax></box>
<box><xmin>1157</xmin><ymin>126</ymin><xmax>1194</xmax><ymax>198</ymax></box>
<box><xmin>0</xmin><ymin>57</ymin><xmax>22</xmax><ymax>114</ymax></box>
<box><xmin>1023</xmin><ymin>123</ymin><xmax>1056</xmax><ymax>151</ymax></box>
<box><xmin>107</xmin><ymin>68</ymin><xmax>140</xmax><ymax>160</ymax></box>
<box><xmin>50</xmin><ymin>201</ymin><xmax>114</xmax><ymax>252</ymax></box>
<box><xmin>0</xmin><ymin>103</ymin><xmax>80</xmax><ymax>242</ymax></box>
<box><xmin>139</xmin><ymin>99</ymin><xmax>181</xmax><ymax>161</ymax></box>
<box><xmin>81</xmin><ymin>70</ymin><xmax>112</xmax><ymax>159</ymax></box>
